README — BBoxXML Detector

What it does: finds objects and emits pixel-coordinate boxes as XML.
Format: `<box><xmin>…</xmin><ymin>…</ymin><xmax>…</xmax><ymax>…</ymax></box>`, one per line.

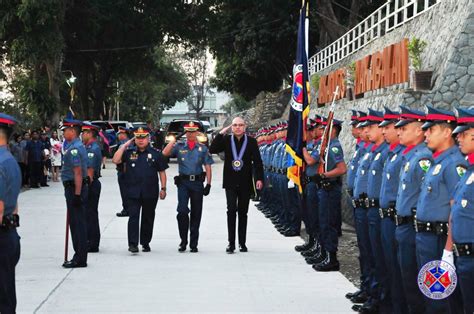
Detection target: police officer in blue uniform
<box><xmin>303</xmin><ymin>118</ymin><xmax>346</xmax><ymax>272</ymax></box>
<box><xmin>378</xmin><ymin>107</ymin><xmax>408</xmax><ymax>314</ymax></box>
<box><xmin>116</xmin><ymin>127</ymin><xmax>131</xmax><ymax>217</ymax></box>
<box><xmin>81</xmin><ymin>122</ymin><xmax>103</xmax><ymax>253</ymax></box>
<box><xmin>447</xmin><ymin>107</ymin><xmax>474</xmax><ymax>314</ymax></box>
<box><xmin>113</xmin><ymin>127</ymin><xmax>168</xmax><ymax>253</ymax></box>
<box><xmin>61</xmin><ymin>118</ymin><xmax>89</xmax><ymax>268</ymax></box>
<box><xmin>414</xmin><ymin>106</ymin><xmax>466</xmax><ymax>313</ymax></box>
<box><xmin>394</xmin><ymin>106</ymin><xmax>432</xmax><ymax>313</ymax></box>
<box><xmin>162</xmin><ymin>122</ymin><xmax>213</xmax><ymax>253</ymax></box>
<box><xmin>0</xmin><ymin>113</ymin><xmax>21</xmax><ymax>314</ymax></box>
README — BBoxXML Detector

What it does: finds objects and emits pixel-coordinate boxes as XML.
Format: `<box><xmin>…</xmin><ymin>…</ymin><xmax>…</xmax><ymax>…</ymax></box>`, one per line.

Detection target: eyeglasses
<box><xmin>232</xmin><ymin>124</ymin><xmax>245</xmax><ymax>127</ymax></box>
<box><xmin>135</xmin><ymin>134</ymin><xmax>148</xmax><ymax>139</ymax></box>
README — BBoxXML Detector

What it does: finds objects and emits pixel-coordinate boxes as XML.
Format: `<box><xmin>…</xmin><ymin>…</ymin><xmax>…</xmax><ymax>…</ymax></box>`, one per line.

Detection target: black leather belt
<box><xmin>365</xmin><ymin>198</ymin><xmax>379</xmax><ymax>208</ymax></box>
<box><xmin>415</xmin><ymin>220</ymin><xmax>448</xmax><ymax>236</ymax></box>
<box><xmin>379</xmin><ymin>207</ymin><xmax>396</xmax><ymax>220</ymax></box>
<box><xmin>352</xmin><ymin>193</ymin><xmax>368</xmax><ymax>209</ymax></box>
<box><xmin>63</xmin><ymin>178</ymin><xmax>89</xmax><ymax>188</ymax></box>
<box><xmin>395</xmin><ymin>215</ymin><xmax>414</xmax><ymax>226</ymax></box>
<box><xmin>179</xmin><ymin>173</ymin><xmax>205</xmax><ymax>182</ymax></box>
<box><xmin>453</xmin><ymin>243</ymin><xmax>473</xmax><ymax>257</ymax></box>
<box><xmin>0</xmin><ymin>214</ymin><xmax>20</xmax><ymax>230</ymax></box>
<box><xmin>277</xmin><ymin>168</ymin><xmax>286</xmax><ymax>174</ymax></box>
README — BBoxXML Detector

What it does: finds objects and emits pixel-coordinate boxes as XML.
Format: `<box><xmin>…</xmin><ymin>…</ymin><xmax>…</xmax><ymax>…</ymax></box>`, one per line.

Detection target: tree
<box><xmin>221</xmin><ymin>94</ymin><xmax>252</xmax><ymax>115</ymax></box>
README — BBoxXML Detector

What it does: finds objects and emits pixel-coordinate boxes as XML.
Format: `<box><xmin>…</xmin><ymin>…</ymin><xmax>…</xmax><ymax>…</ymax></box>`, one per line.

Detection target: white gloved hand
<box><xmin>442</xmin><ymin>249</ymin><xmax>455</xmax><ymax>269</ymax></box>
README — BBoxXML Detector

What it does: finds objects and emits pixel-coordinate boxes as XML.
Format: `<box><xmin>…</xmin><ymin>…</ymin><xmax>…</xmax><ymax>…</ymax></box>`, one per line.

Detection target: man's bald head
<box><xmin>231</xmin><ymin>117</ymin><xmax>246</xmax><ymax>137</ymax></box>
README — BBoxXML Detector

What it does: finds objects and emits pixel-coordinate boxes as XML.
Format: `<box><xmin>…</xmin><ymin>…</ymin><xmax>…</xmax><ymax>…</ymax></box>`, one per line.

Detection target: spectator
<box><xmin>20</xmin><ymin>132</ymin><xmax>30</xmax><ymax>186</ymax></box>
<box><xmin>25</xmin><ymin>130</ymin><xmax>44</xmax><ymax>188</ymax></box>
<box><xmin>10</xmin><ymin>134</ymin><xmax>27</xmax><ymax>184</ymax></box>
<box><xmin>40</xmin><ymin>131</ymin><xmax>51</xmax><ymax>186</ymax></box>
<box><xmin>50</xmin><ymin>130</ymin><xmax>62</xmax><ymax>182</ymax></box>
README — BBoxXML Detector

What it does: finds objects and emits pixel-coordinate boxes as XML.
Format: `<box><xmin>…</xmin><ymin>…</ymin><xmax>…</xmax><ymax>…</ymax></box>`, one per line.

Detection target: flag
<box><xmin>286</xmin><ymin>0</ymin><xmax>310</xmax><ymax>194</ymax></box>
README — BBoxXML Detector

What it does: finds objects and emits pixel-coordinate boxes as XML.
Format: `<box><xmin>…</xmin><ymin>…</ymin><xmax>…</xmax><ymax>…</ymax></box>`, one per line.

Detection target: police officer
<box><xmin>415</xmin><ymin>105</ymin><xmax>466</xmax><ymax>313</ymax></box>
<box><xmin>116</xmin><ymin>127</ymin><xmax>131</xmax><ymax>217</ymax></box>
<box><xmin>378</xmin><ymin>107</ymin><xmax>408</xmax><ymax>314</ymax></box>
<box><xmin>81</xmin><ymin>122</ymin><xmax>103</xmax><ymax>253</ymax></box>
<box><xmin>61</xmin><ymin>118</ymin><xmax>89</xmax><ymax>268</ymax></box>
<box><xmin>162</xmin><ymin>122</ymin><xmax>213</xmax><ymax>253</ymax></box>
<box><xmin>447</xmin><ymin>106</ymin><xmax>474</xmax><ymax>313</ymax></box>
<box><xmin>303</xmin><ymin>119</ymin><xmax>346</xmax><ymax>271</ymax></box>
<box><xmin>394</xmin><ymin>106</ymin><xmax>432</xmax><ymax>313</ymax></box>
<box><xmin>0</xmin><ymin>113</ymin><xmax>21</xmax><ymax>314</ymax></box>
<box><xmin>112</xmin><ymin>127</ymin><xmax>168</xmax><ymax>253</ymax></box>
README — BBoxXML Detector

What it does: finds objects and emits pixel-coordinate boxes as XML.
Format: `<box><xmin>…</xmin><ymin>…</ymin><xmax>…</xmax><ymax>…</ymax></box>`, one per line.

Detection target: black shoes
<box><xmin>226</xmin><ymin>245</ymin><xmax>235</xmax><ymax>254</ymax></box>
<box><xmin>350</xmin><ymin>291</ymin><xmax>369</xmax><ymax>304</ymax></box>
<box><xmin>62</xmin><ymin>260</ymin><xmax>87</xmax><ymax>268</ymax></box>
<box><xmin>239</xmin><ymin>244</ymin><xmax>248</xmax><ymax>252</ymax></box>
<box><xmin>178</xmin><ymin>242</ymin><xmax>187</xmax><ymax>252</ymax></box>
<box><xmin>313</xmin><ymin>252</ymin><xmax>340</xmax><ymax>272</ymax></box>
<box><xmin>88</xmin><ymin>247</ymin><xmax>99</xmax><ymax>253</ymax></box>
<box><xmin>295</xmin><ymin>239</ymin><xmax>314</xmax><ymax>252</ymax></box>
<box><xmin>128</xmin><ymin>245</ymin><xmax>139</xmax><ymax>253</ymax></box>
<box><xmin>142</xmin><ymin>244</ymin><xmax>151</xmax><ymax>252</ymax></box>
<box><xmin>116</xmin><ymin>209</ymin><xmax>129</xmax><ymax>217</ymax></box>
<box><xmin>41</xmin><ymin>184</ymin><xmax>49</xmax><ymax>187</ymax></box>
<box><xmin>306</xmin><ymin>248</ymin><xmax>326</xmax><ymax>265</ymax></box>
<box><xmin>190</xmin><ymin>247</ymin><xmax>198</xmax><ymax>253</ymax></box>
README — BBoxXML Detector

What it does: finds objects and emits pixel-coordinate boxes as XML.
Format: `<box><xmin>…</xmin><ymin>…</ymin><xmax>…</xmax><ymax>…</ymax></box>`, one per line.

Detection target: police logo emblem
<box><xmin>461</xmin><ymin>199</ymin><xmax>468</xmax><ymax>208</ymax></box>
<box><xmin>374</xmin><ymin>153</ymin><xmax>381</xmax><ymax>161</ymax></box>
<box><xmin>404</xmin><ymin>162</ymin><xmax>410</xmax><ymax>172</ymax></box>
<box><xmin>456</xmin><ymin>165</ymin><xmax>467</xmax><ymax>178</ymax></box>
<box><xmin>419</xmin><ymin>159</ymin><xmax>431</xmax><ymax>173</ymax></box>
<box><xmin>418</xmin><ymin>260</ymin><xmax>457</xmax><ymax>300</ymax></box>
<box><xmin>391</xmin><ymin>154</ymin><xmax>397</xmax><ymax>162</ymax></box>
<box><xmin>433</xmin><ymin>164</ymin><xmax>442</xmax><ymax>175</ymax></box>
<box><xmin>71</xmin><ymin>149</ymin><xmax>78</xmax><ymax>156</ymax></box>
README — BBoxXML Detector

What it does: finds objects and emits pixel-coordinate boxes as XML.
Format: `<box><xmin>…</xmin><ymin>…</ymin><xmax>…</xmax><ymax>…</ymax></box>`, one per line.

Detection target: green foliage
<box><xmin>310</xmin><ymin>74</ymin><xmax>320</xmax><ymax>91</ymax></box>
<box><xmin>408</xmin><ymin>38</ymin><xmax>427</xmax><ymax>71</ymax></box>
<box><xmin>221</xmin><ymin>94</ymin><xmax>252</xmax><ymax>114</ymax></box>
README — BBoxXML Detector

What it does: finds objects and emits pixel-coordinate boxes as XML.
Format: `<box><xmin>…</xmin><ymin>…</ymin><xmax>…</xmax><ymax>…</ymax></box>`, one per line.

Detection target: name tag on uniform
<box><xmin>374</xmin><ymin>153</ymin><xmax>381</xmax><ymax>161</ymax></box>
<box><xmin>391</xmin><ymin>154</ymin><xmax>397</xmax><ymax>162</ymax></box>
<box><xmin>432</xmin><ymin>164</ymin><xmax>442</xmax><ymax>175</ymax></box>
<box><xmin>467</xmin><ymin>173</ymin><xmax>474</xmax><ymax>185</ymax></box>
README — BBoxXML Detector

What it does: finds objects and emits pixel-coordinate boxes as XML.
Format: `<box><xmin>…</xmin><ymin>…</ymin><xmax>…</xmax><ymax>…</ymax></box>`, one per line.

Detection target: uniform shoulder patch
<box><xmin>331</xmin><ymin>147</ymin><xmax>339</xmax><ymax>154</ymax></box>
<box><xmin>418</xmin><ymin>158</ymin><xmax>431</xmax><ymax>173</ymax></box>
<box><xmin>456</xmin><ymin>165</ymin><xmax>467</xmax><ymax>178</ymax></box>
<box><xmin>70</xmin><ymin>149</ymin><xmax>78</xmax><ymax>156</ymax></box>
<box><xmin>88</xmin><ymin>152</ymin><xmax>94</xmax><ymax>159</ymax></box>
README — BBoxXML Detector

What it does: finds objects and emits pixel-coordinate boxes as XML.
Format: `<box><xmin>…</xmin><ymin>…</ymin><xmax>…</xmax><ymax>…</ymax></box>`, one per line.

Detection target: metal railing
<box><xmin>308</xmin><ymin>0</ymin><xmax>441</xmax><ymax>75</ymax></box>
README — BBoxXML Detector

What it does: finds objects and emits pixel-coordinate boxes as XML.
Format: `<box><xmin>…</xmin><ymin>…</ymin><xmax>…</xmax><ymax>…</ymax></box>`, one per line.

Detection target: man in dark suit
<box><xmin>209</xmin><ymin>117</ymin><xmax>264</xmax><ymax>253</ymax></box>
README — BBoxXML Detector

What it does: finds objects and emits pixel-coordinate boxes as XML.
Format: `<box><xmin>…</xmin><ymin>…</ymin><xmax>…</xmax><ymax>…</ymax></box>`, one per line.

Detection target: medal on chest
<box><xmin>130</xmin><ymin>151</ymin><xmax>138</xmax><ymax>160</ymax></box>
<box><xmin>231</xmin><ymin>134</ymin><xmax>248</xmax><ymax>171</ymax></box>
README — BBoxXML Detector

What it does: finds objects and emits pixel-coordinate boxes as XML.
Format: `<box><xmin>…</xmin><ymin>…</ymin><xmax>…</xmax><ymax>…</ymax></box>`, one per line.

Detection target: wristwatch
<box><xmin>161</xmin><ymin>187</ymin><xmax>167</xmax><ymax>191</ymax></box>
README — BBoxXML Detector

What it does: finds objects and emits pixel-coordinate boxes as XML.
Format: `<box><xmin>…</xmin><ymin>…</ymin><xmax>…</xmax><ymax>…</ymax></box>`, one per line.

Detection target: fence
<box><xmin>308</xmin><ymin>0</ymin><xmax>441</xmax><ymax>75</ymax></box>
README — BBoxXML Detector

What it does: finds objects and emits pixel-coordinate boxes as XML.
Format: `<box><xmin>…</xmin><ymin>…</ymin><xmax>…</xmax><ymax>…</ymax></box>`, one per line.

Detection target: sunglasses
<box><xmin>134</xmin><ymin>134</ymin><xmax>148</xmax><ymax>139</ymax></box>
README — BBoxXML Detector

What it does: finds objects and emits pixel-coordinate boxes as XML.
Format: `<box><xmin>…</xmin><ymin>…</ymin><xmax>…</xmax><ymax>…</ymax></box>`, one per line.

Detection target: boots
<box><xmin>305</xmin><ymin>246</ymin><xmax>326</xmax><ymax>265</ymax></box>
<box><xmin>301</xmin><ymin>240</ymin><xmax>320</xmax><ymax>257</ymax></box>
<box><xmin>313</xmin><ymin>251</ymin><xmax>340</xmax><ymax>272</ymax></box>
<box><xmin>295</xmin><ymin>236</ymin><xmax>315</xmax><ymax>252</ymax></box>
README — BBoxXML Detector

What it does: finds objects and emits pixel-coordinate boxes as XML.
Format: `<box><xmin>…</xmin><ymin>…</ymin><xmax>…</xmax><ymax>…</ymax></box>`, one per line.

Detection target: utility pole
<box><xmin>116</xmin><ymin>81</ymin><xmax>120</xmax><ymax>121</ymax></box>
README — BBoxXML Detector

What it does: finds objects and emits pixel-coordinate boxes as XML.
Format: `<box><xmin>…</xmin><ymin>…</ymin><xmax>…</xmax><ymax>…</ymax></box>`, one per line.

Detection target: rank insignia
<box><xmin>404</xmin><ymin>162</ymin><xmax>410</xmax><ymax>172</ymax></box>
<box><xmin>70</xmin><ymin>149</ymin><xmax>78</xmax><ymax>156</ymax></box>
<box><xmin>391</xmin><ymin>154</ymin><xmax>397</xmax><ymax>162</ymax></box>
<box><xmin>432</xmin><ymin>164</ymin><xmax>442</xmax><ymax>175</ymax></box>
<box><xmin>418</xmin><ymin>159</ymin><xmax>431</xmax><ymax>173</ymax></box>
<box><xmin>374</xmin><ymin>153</ymin><xmax>381</xmax><ymax>161</ymax></box>
<box><xmin>456</xmin><ymin>165</ymin><xmax>467</xmax><ymax>178</ymax></box>
<box><xmin>461</xmin><ymin>199</ymin><xmax>468</xmax><ymax>208</ymax></box>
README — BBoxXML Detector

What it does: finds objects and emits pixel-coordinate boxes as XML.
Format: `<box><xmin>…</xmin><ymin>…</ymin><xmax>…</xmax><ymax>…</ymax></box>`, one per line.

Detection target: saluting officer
<box><xmin>116</xmin><ymin>127</ymin><xmax>131</xmax><ymax>217</ymax></box>
<box><xmin>447</xmin><ymin>107</ymin><xmax>474</xmax><ymax>314</ymax></box>
<box><xmin>61</xmin><ymin>118</ymin><xmax>89</xmax><ymax>268</ymax></box>
<box><xmin>162</xmin><ymin>122</ymin><xmax>213</xmax><ymax>253</ymax></box>
<box><xmin>0</xmin><ymin>113</ymin><xmax>21</xmax><ymax>314</ymax></box>
<box><xmin>81</xmin><ymin>122</ymin><xmax>103</xmax><ymax>253</ymax></box>
<box><xmin>416</xmin><ymin>106</ymin><xmax>466</xmax><ymax>313</ymax></box>
<box><xmin>394</xmin><ymin>106</ymin><xmax>432</xmax><ymax>313</ymax></box>
<box><xmin>112</xmin><ymin>127</ymin><xmax>168</xmax><ymax>253</ymax></box>
<box><xmin>378</xmin><ymin>107</ymin><xmax>408</xmax><ymax>314</ymax></box>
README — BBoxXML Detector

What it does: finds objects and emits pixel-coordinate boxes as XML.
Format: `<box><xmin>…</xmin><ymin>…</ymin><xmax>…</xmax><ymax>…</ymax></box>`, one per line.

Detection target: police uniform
<box><xmin>449</xmin><ymin>107</ymin><xmax>474</xmax><ymax>313</ymax></box>
<box><xmin>0</xmin><ymin>113</ymin><xmax>21</xmax><ymax>313</ymax></box>
<box><xmin>116</xmin><ymin>127</ymin><xmax>131</xmax><ymax>217</ymax></box>
<box><xmin>171</xmin><ymin>122</ymin><xmax>213</xmax><ymax>252</ymax></box>
<box><xmin>394</xmin><ymin>107</ymin><xmax>432</xmax><ymax>313</ymax></box>
<box><xmin>82</xmin><ymin>123</ymin><xmax>103</xmax><ymax>252</ymax></box>
<box><xmin>61</xmin><ymin>119</ymin><xmax>89</xmax><ymax>268</ymax></box>
<box><xmin>378</xmin><ymin>108</ymin><xmax>408</xmax><ymax>314</ymax></box>
<box><xmin>120</xmin><ymin>127</ymin><xmax>168</xmax><ymax>252</ymax></box>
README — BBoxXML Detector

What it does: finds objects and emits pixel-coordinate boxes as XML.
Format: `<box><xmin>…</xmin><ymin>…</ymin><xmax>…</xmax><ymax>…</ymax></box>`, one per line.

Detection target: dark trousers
<box><xmin>381</xmin><ymin>218</ymin><xmax>407</xmax><ymax>314</ymax></box>
<box><xmin>416</xmin><ymin>233</ymin><xmax>464</xmax><ymax>314</ymax></box>
<box><xmin>127</xmin><ymin>196</ymin><xmax>158</xmax><ymax>246</ymax></box>
<box><xmin>317</xmin><ymin>185</ymin><xmax>341</xmax><ymax>253</ymax></box>
<box><xmin>41</xmin><ymin>160</ymin><xmax>51</xmax><ymax>185</ymax></box>
<box><xmin>65</xmin><ymin>185</ymin><xmax>88</xmax><ymax>264</ymax></box>
<box><xmin>0</xmin><ymin>228</ymin><xmax>20</xmax><ymax>314</ymax></box>
<box><xmin>396</xmin><ymin>224</ymin><xmax>425</xmax><ymax>314</ymax></box>
<box><xmin>117</xmin><ymin>173</ymin><xmax>128</xmax><ymax>212</ymax></box>
<box><xmin>177</xmin><ymin>180</ymin><xmax>203</xmax><ymax>249</ymax></box>
<box><xmin>87</xmin><ymin>179</ymin><xmax>101</xmax><ymax>249</ymax></box>
<box><xmin>18</xmin><ymin>162</ymin><xmax>27</xmax><ymax>186</ymax></box>
<box><xmin>225</xmin><ymin>187</ymin><xmax>251</xmax><ymax>246</ymax></box>
<box><xmin>304</xmin><ymin>182</ymin><xmax>319</xmax><ymax>238</ymax></box>
<box><xmin>456</xmin><ymin>256</ymin><xmax>474</xmax><ymax>314</ymax></box>
<box><xmin>354</xmin><ymin>206</ymin><xmax>374</xmax><ymax>293</ymax></box>
<box><xmin>29</xmin><ymin>161</ymin><xmax>42</xmax><ymax>187</ymax></box>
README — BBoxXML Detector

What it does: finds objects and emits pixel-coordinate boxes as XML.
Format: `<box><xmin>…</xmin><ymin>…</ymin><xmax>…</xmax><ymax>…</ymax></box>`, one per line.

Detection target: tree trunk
<box><xmin>45</xmin><ymin>56</ymin><xmax>62</xmax><ymax>125</ymax></box>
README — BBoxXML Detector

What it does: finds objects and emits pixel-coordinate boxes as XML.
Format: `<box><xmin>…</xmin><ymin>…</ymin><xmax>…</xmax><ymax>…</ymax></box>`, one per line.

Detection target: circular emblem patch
<box><xmin>418</xmin><ymin>260</ymin><xmax>457</xmax><ymax>300</ymax></box>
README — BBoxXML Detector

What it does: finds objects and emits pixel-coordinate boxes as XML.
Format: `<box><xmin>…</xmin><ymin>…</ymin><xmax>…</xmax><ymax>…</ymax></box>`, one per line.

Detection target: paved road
<box><xmin>16</xmin><ymin>158</ymin><xmax>355</xmax><ymax>313</ymax></box>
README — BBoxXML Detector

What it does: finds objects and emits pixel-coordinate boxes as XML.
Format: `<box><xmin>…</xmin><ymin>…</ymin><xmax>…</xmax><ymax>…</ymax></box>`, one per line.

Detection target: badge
<box><xmin>374</xmin><ymin>153</ymin><xmax>381</xmax><ymax>161</ymax></box>
<box><xmin>461</xmin><ymin>199</ymin><xmax>468</xmax><ymax>208</ymax></box>
<box><xmin>456</xmin><ymin>165</ymin><xmax>467</xmax><ymax>178</ymax></box>
<box><xmin>88</xmin><ymin>152</ymin><xmax>94</xmax><ymax>159</ymax></box>
<box><xmin>353</xmin><ymin>151</ymin><xmax>358</xmax><ymax>158</ymax></box>
<box><xmin>372</xmin><ymin>170</ymin><xmax>376</xmax><ymax>176</ymax></box>
<box><xmin>71</xmin><ymin>149</ymin><xmax>78</xmax><ymax>156</ymax></box>
<box><xmin>419</xmin><ymin>159</ymin><xmax>431</xmax><ymax>173</ymax></box>
<box><xmin>148</xmin><ymin>153</ymin><xmax>152</xmax><ymax>159</ymax></box>
<box><xmin>351</xmin><ymin>165</ymin><xmax>354</xmax><ymax>170</ymax></box>
<box><xmin>131</xmin><ymin>163</ymin><xmax>135</xmax><ymax>167</ymax></box>
<box><xmin>427</xmin><ymin>186</ymin><xmax>432</xmax><ymax>193</ymax></box>
<box><xmin>391</xmin><ymin>154</ymin><xmax>398</xmax><ymax>162</ymax></box>
<box><xmin>232</xmin><ymin>159</ymin><xmax>243</xmax><ymax>170</ymax></box>
<box><xmin>404</xmin><ymin>162</ymin><xmax>410</xmax><ymax>172</ymax></box>
<box><xmin>363</xmin><ymin>153</ymin><xmax>369</xmax><ymax>161</ymax></box>
<box><xmin>332</xmin><ymin>147</ymin><xmax>339</xmax><ymax>154</ymax></box>
<box><xmin>417</xmin><ymin>260</ymin><xmax>457</xmax><ymax>300</ymax></box>
<box><xmin>402</xmin><ymin>183</ymin><xmax>406</xmax><ymax>190</ymax></box>
<box><xmin>386</xmin><ymin>173</ymin><xmax>391</xmax><ymax>180</ymax></box>
<box><xmin>361</xmin><ymin>170</ymin><xmax>365</xmax><ymax>175</ymax></box>
<box><xmin>199</xmin><ymin>146</ymin><xmax>202</xmax><ymax>152</ymax></box>
<box><xmin>467</xmin><ymin>173</ymin><xmax>474</xmax><ymax>185</ymax></box>
<box><xmin>433</xmin><ymin>164</ymin><xmax>442</xmax><ymax>175</ymax></box>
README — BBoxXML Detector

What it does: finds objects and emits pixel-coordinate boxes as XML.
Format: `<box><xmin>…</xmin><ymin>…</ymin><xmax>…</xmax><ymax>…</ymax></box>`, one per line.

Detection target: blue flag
<box><xmin>286</xmin><ymin>0</ymin><xmax>310</xmax><ymax>194</ymax></box>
